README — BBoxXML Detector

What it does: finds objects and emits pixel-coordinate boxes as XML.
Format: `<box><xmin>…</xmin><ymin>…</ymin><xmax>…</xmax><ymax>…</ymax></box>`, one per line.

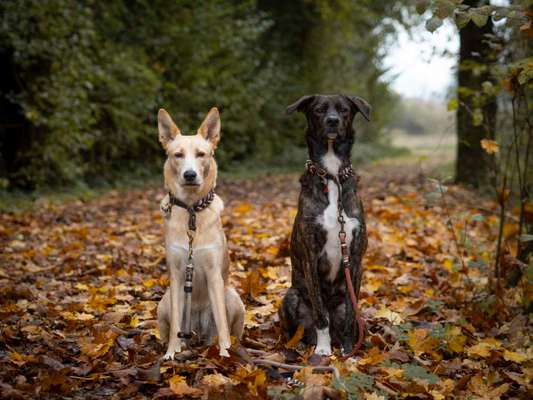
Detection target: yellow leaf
<box><xmin>467</xmin><ymin>338</ymin><xmax>502</xmax><ymax>358</ymax></box>
<box><xmin>169</xmin><ymin>375</ymin><xmax>202</xmax><ymax>397</ymax></box>
<box><xmin>61</xmin><ymin>311</ymin><xmax>95</xmax><ymax>321</ymax></box>
<box><xmin>375</xmin><ymin>306</ymin><xmax>403</xmax><ymax>324</ymax></box>
<box><xmin>130</xmin><ymin>315</ymin><xmax>139</xmax><ymax>328</ymax></box>
<box><xmin>408</xmin><ymin>328</ymin><xmax>440</xmax><ymax>357</ymax></box>
<box><xmin>285</xmin><ymin>324</ymin><xmax>305</xmax><ymax>349</ymax></box>
<box><xmin>430</xmin><ymin>390</ymin><xmax>445</xmax><ymax>400</ymax></box>
<box><xmin>445</xmin><ymin>326</ymin><xmax>467</xmax><ymax>353</ymax></box>
<box><xmin>481</xmin><ymin>139</ymin><xmax>499</xmax><ymax>154</ymax></box>
<box><xmin>503</xmin><ymin>350</ymin><xmax>528</xmax><ymax>363</ymax></box>
<box><xmin>365</xmin><ymin>393</ymin><xmax>386</xmax><ymax>400</ymax></box>
<box><xmin>142</xmin><ymin>279</ymin><xmax>157</xmax><ymax>288</ymax></box>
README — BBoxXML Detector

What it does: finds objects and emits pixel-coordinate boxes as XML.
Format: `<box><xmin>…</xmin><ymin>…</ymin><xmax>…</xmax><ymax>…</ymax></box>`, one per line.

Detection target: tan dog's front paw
<box><xmin>163</xmin><ymin>341</ymin><xmax>182</xmax><ymax>361</ymax></box>
<box><xmin>218</xmin><ymin>342</ymin><xmax>230</xmax><ymax>357</ymax></box>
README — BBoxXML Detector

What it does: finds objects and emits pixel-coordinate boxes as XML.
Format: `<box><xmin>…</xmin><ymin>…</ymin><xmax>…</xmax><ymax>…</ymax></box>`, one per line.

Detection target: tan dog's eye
<box><xmin>174</xmin><ymin>152</ymin><xmax>184</xmax><ymax>158</ymax></box>
<box><xmin>196</xmin><ymin>151</ymin><xmax>206</xmax><ymax>158</ymax></box>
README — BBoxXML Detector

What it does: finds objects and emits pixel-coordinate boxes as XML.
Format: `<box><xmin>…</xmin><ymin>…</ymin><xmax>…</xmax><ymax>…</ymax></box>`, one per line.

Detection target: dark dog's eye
<box><xmin>174</xmin><ymin>152</ymin><xmax>184</xmax><ymax>158</ymax></box>
<box><xmin>196</xmin><ymin>151</ymin><xmax>206</xmax><ymax>158</ymax></box>
<box><xmin>340</xmin><ymin>107</ymin><xmax>349</xmax><ymax>113</ymax></box>
<box><xmin>315</xmin><ymin>107</ymin><xmax>327</xmax><ymax>114</ymax></box>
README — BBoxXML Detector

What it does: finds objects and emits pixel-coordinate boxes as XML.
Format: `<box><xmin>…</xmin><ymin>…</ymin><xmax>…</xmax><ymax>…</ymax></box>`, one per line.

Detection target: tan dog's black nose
<box><xmin>183</xmin><ymin>170</ymin><xmax>197</xmax><ymax>182</ymax></box>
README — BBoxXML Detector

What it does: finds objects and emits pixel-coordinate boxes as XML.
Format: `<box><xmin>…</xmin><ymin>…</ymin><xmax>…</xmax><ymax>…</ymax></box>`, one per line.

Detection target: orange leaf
<box><xmin>169</xmin><ymin>375</ymin><xmax>202</xmax><ymax>397</ymax></box>
<box><xmin>480</xmin><ymin>139</ymin><xmax>499</xmax><ymax>154</ymax></box>
<box><xmin>285</xmin><ymin>324</ymin><xmax>305</xmax><ymax>349</ymax></box>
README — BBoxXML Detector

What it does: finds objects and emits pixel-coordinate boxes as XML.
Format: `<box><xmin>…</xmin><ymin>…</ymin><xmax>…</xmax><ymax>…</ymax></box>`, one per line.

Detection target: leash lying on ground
<box><xmin>161</xmin><ymin>189</ymin><xmax>215</xmax><ymax>340</ymax></box>
<box><xmin>306</xmin><ymin>159</ymin><xmax>366</xmax><ymax>360</ymax></box>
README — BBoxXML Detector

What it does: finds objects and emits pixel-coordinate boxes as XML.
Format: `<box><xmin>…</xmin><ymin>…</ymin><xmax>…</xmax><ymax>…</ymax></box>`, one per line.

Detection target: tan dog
<box><xmin>156</xmin><ymin>107</ymin><xmax>244</xmax><ymax>359</ymax></box>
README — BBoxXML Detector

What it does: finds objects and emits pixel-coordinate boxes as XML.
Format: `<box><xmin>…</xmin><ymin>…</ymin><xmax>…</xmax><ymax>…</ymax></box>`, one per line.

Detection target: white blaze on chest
<box><xmin>318</xmin><ymin>149</ymin><xmax>360</xmax><ymax>282</ymax></box>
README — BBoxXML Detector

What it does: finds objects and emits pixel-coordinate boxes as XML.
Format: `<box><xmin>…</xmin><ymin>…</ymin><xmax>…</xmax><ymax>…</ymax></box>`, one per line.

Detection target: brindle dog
<box><xmin>279</xmin><ymin>94</ymin><xmax>370</xmax><ymax>356</ymax></box>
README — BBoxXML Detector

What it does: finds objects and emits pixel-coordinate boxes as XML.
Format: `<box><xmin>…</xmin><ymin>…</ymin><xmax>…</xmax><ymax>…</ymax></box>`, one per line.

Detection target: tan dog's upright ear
<box><xmin>158</xmin><ymin>108</ymin><xmax>181</xmax><ymax>149</ymax></box>
<box><xmin>198</xmin><ymin>107</ymin><xmax>221</xmax><ymax>148</ymax></box>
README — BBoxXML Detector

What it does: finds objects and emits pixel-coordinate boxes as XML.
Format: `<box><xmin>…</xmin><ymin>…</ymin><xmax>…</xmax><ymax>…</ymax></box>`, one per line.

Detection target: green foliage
<box><xmin>401</xmin><ymin>364</ymin><xmax>440</xmax><ymax>385</ymax></box>
<box><xmin>0</xmin><ymin>0</ymin><xmax>405</xmax><ymax>189</ymax></box>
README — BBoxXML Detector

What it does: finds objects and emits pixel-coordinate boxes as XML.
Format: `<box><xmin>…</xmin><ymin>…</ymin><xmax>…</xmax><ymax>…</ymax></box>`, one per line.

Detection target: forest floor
<box><xmin>0</xmin><ymin>159</ymin><xmax>532</xmax><ymax>399</ymax></box>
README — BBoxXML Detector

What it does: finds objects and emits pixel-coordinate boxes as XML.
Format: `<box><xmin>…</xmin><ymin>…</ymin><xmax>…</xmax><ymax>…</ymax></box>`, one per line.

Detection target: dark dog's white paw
<box><xmin>314</xmin><ymin>327</ymin><xmax>332</xmax><ymax>356</ymax></box>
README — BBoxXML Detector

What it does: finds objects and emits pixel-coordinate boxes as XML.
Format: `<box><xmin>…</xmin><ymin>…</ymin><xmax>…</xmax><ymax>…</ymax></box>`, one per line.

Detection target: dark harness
<box><xmin>162</xmin><ymin>189</ymin><xmax>215</xmax><ymax>340</ymax></box>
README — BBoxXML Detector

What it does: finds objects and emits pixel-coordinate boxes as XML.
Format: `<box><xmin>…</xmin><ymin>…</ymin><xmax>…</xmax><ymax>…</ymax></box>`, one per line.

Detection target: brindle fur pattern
<box><xmin>279</xmin><ymin>94</ymin><xmax>369</xmax><ymax>354</ymax></box>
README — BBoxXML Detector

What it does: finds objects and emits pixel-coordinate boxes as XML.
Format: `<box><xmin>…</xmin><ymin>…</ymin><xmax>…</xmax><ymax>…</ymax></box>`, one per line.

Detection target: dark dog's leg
<box><xmin>301</xmin><ymin>241</ymin><xmax>331</xmax><ymax>354</ymax></box>
<box><xmin>280</xmin><ymin>287</ymin><xmax>316</xmax><ymax>344</ymax></box>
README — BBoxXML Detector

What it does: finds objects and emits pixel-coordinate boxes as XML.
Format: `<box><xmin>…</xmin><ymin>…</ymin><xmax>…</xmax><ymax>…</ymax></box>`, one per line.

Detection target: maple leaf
<box><xmin>480</xmin><ymin>139</ymin><xmax>499</xmax><ymax>154</ymax></box>
<box><xmin>502</xmin><ymin>350</ymin><xmax>528</xmax><ymax>363</ymax></box>
<box><xmin>169</xmin><ymin>375</ymin><xmax>202</xmax><ymax>397</ymax></box>
<box><xmin>375</xmin><ymin>305</ymin><xmax>403</xmax><ymax>324</ymax></box>
<box><xmin>285</xmin><ymin>324</ymin><xmax>304</xmax><ymax>349</ymax></box>
<box><xmin>466</xmin><ymin>337</ymin><xmax>503</xmax><ymax>358</ymax></box>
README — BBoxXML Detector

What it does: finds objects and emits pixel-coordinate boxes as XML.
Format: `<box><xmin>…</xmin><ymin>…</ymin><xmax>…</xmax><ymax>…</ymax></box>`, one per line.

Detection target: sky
<box><xmin>383</xmin><ymin>20</ymin><xmax>459</xmax><ymax>100</ymax></box>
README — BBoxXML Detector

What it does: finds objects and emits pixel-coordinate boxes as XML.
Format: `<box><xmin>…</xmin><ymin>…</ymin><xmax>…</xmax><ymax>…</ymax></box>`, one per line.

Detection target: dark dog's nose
<box><xmin>183</xmin><ymin>170</ymin><xmax>197</xmax><ymax>182</ymax></box>
<box><xmin>326</xmin><ymin>115</ymin><xmax>340</xmax><ymax>128</ymax></box>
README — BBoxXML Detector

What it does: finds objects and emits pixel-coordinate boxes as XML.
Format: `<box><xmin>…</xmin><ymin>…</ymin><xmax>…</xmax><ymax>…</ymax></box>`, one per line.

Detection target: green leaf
<box><xmin>482</xmin><ymin>81</ymin><xmax>495</xmax><ymax>95</ymax></box>
<box><xmin>402</xmin><ymin>364</ymin><xmax>440</xmax><ymax>385</ymax></box>
<box><xmin>519</xmin><ymin>234</ymin><xmax>533</xmax><ymax>243</ymax></box>
<box><xmin>416</xmin><ymin>0</ymin><xmax>429</xmax><ymax>15</ymax></box>
<box><xmin>435</xmin><ymin>0</ymin><xmax>456</xmax><ymax>19</ymax></box>
<box><xmin>470</xmin><ymin>10</ymin><xmax>489</xmax><ymax>27</ymax></box>
<box><xmin>472</xmin><ymin>108</ymin><xmax>483</xmax><ymax>127</ymax></box>
<box><xmin>426</xmin><ymin>16</ymin><xmax>444</xmax><ymax>33</ymax></box>
<box><xmin>455</xmin><ymin>11</ymin><xmax>471</xmax><ymax>28</ymax></box>
<box><xmin>471</xmin><ymin>214</ymin><xmax>485</xmax><ymax>222</ymax></box>
<box><xmin>447</xmin><ymin>98</ymin><xmax>459</xmax><ymax>111</ymax></box>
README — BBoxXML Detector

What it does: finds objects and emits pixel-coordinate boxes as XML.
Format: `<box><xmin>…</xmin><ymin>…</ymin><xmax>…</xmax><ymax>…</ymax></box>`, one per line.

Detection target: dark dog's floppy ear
<box><xmin>345</xmin><ymin>96</ymin><xmax>371</xmax><ymax>121</ymax></box>
<box><xmin>286</xmin><ymin>95</ymin><xmax>316</xmax><ymax>114</ymax></box>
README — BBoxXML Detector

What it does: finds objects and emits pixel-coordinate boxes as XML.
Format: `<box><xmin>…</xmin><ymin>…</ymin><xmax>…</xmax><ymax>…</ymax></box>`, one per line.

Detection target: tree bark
<box><xmin>455</xmin><ymin>0</ymin><xmax>497</xmax><ymax>187</ymax></box>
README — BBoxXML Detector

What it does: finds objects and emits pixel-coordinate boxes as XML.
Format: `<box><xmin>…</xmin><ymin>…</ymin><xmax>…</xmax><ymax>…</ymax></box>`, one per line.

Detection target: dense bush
<box><xmin>0</xmin><ymin>0</ymin><xmax>404</xmax><ymax>189</ymax></box>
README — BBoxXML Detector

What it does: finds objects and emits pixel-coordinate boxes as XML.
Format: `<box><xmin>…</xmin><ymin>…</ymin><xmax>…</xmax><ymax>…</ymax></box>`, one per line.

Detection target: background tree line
<box><xmin>0</xmin><ymin>0</ymin><xmax>404</xmax><ymax>190</ymax></box>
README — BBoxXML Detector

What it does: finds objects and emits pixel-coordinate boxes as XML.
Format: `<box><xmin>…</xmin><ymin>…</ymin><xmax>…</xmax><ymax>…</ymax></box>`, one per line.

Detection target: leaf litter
<box><xmin>0</xmin><ymin>164</ymin><xmax>531</xmax><ymax>399</ymax></box>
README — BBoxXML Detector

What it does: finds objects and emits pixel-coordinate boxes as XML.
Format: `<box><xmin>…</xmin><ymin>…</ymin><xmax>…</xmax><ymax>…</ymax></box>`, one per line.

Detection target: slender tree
<box><xmin>455</xmin><ymin>0</ymin><xmax>497</xmax><ymax>187</ymax></box>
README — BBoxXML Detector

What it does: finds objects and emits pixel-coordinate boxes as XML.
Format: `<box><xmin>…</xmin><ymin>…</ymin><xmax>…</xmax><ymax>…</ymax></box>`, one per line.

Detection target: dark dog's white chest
<box><xmin>316</xmin><ymin>170</ymin><xmax>360</xmax><ymax>282</ymax></box>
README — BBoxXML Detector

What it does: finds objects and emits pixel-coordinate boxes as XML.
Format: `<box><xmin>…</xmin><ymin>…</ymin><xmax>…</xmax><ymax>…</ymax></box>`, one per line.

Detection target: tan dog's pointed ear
<box><xmin>198</xmin><ymin>107</ymin><xmax>221</xmax><ymax>148</ymax></box>
<box><xmin>158</xmin><ymin>108</ymin><xmax>181</xmax><ymax>149</ymax></box>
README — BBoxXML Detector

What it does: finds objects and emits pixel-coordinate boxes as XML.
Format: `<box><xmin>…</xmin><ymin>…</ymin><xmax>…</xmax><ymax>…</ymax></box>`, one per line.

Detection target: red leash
<box><xmin>335</xmin><ymin>180</ymin><xmax>365</xmax><ymax>360</ymax></box>
<box><xmin>340</xmin><ymin>267</ymin><xmax>365</xmax><ymax>360</ymax></box>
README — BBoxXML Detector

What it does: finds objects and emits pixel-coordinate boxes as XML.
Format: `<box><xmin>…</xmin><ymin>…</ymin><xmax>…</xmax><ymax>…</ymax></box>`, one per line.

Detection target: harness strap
<box><xmin>164</xmin><ymin>189</ymin><xmax>216</xmax><ymax>341</ymax></box>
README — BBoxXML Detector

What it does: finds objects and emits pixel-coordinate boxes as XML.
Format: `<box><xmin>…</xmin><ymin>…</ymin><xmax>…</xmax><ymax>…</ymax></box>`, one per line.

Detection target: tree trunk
<box><xmin>455</xmin><ymin>0</ymin><xmax>497</xmax><ymax>187</ymax></box>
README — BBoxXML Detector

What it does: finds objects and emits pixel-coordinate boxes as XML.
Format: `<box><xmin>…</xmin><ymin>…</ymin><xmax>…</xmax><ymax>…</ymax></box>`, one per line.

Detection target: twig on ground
<box><xmin>251</xmin><ymin>358</ymin><xmax>341</xmax><ymax>381</ymax></box>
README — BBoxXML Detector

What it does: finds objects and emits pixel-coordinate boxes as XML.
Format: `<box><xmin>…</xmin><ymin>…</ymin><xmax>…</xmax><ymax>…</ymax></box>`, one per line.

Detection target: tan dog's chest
<box><xmin>164</xmin><ymin>198</ymin><xmax>229</xmax><ymax>307</ymax></box>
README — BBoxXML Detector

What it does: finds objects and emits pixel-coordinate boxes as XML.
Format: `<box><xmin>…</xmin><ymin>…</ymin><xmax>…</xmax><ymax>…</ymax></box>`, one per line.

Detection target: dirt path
<box><xmin>0</xmin><ymin>165</ymin><xmax>530</xmax><ymax>399</ymax></box>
